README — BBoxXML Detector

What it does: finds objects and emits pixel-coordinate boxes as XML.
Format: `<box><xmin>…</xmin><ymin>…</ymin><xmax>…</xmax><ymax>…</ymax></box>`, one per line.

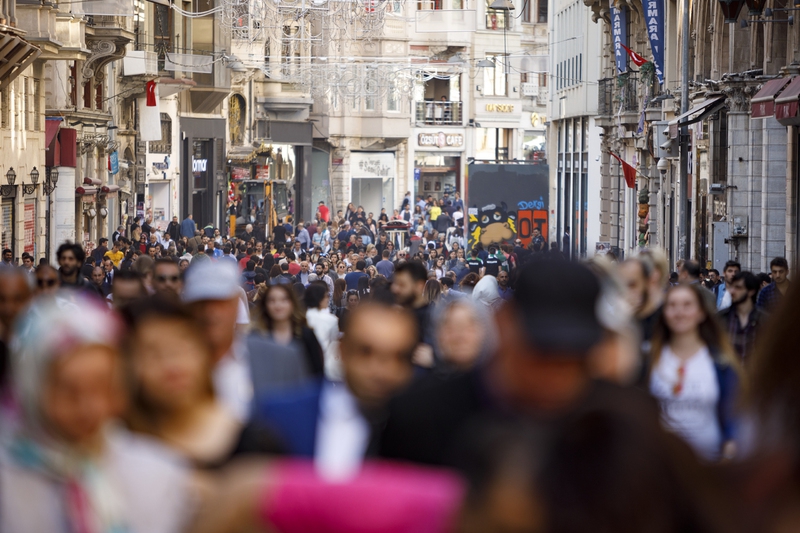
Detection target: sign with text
<box><xmin>485</xmin><ymin>103</ymin><xmax>514</xmax><ymax>112</ymax></box>
<box><xmin>611</xmin><ymin>5</ymin><xmax>628</xmax><ymax>74</ymax></box>
<box><xmin>350</xmin><ymin>152</ymin><xmax>395</xmax><ymax>179</ymax></box>
<box><xmin>417</xmin><ymin>131</ymin><xmax>464</xmax><ymax>149</ymax></box>
<box><xmin>644</xmin><ymin>0</ymin><xmax>665</xmax><ymax>84</ymax></box>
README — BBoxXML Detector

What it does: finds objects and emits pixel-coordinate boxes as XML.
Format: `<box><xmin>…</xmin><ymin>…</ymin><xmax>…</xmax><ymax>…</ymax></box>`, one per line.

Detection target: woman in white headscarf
<box><xmin>472</xmin><ymin>274</ymin><xmax>502</xmax><ymax>311</ymax></box>
<box><xmin>0</xmin><ymin>294</ymin><xmax>192</xmax><ymax>533</ymax></box>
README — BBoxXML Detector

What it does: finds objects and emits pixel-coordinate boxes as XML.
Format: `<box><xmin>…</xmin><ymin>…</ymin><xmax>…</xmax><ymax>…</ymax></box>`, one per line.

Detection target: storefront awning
<box><xmin>751</xmin><ymin>78</ymin><xmax>791</xmax><ymax>119</ymax></box>
<box><xmin>45</xmin><ymin>118</ymin><xmax>62</xmax><ymax>151</ymax></box>
<box><xmin>76</xmin><ymin>186</ymin><xmax>98</xmax><ymax>196</ymax></box>
<box><xmin>0</xmin><ymin>31</ymin><xmax>41</xmax><ymax>91</ymax></box>
<box><xmin>775</xmin><ymin>77</ymin><xmax>800</xmax><ymax>126</ymax></box>
<box><xmin>668</xmin><ymin>96</ymin><xmax>726</xmax><ymax>139</ymax></box>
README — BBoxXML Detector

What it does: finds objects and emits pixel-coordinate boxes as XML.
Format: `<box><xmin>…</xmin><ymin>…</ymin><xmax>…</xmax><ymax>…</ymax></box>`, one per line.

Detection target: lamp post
<box><xmin>489</xmin><ymin>0</ymin><xmax>514</xmax><ymax>77</ymax></box>
<box><xmin>44</xmin><ymin>167</ymin><xmax>58</xmax><ymax>263</ymax></box>
<box><xmin>679</xmin><ymin>0</ymin><xmax>690</xmax><ymax>261</ymax></box>
<box><xmin>0</xmin><ymin>168</ymin><xmax>17</xmax><ymax>257</ymax></box>
<box><xmin>23</xmin><ymin>167</ymin><xmax>39</xmax><ymax>196</ymax></box>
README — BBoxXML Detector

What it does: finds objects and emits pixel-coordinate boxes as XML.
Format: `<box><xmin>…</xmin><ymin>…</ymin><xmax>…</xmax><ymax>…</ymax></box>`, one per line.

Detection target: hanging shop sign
<box><xmin>644</xmin><ymin>0</ymin><xmax>665</xmax><ymax>84</ymax></box>
<box><xmin>611</xmin><ymin>5</ymin><xmax>628</xmax><ymax>74</ymax></box>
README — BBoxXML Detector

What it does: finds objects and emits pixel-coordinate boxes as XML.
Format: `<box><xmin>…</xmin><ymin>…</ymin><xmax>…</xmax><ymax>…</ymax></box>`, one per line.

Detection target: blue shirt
<box><xmin>376</xmin><ymin>259</ymin><xmax>395</xmax><ymax>280</ymax></box>
<box><xmin>344</xmin><ymin>271</ymin><xmax>368</xmax><ymax>291</ymax></box>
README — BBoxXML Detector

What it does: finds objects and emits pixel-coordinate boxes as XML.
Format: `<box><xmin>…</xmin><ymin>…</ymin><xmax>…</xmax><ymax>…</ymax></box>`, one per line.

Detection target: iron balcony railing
<box><xmin>415</xmin><ymin>101</ymin><xmax>463</xmax><ymax>125</ymax></box>
<box><xmin>598</xmin><ymin>77</ymin><xmax>614</xmax><ymax>116</ymax></box>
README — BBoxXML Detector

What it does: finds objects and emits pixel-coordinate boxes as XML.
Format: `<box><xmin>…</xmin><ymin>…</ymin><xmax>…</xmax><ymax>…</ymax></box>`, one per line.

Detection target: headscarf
<box><xmin>8</xmin><ymin>293</ymin><xmax>129</xmax><ymax>533</ymax></box>
<box><xmin>472</xmin><ymin>275</ymin><xmax>501</xmax><ymax>311</ymax></box>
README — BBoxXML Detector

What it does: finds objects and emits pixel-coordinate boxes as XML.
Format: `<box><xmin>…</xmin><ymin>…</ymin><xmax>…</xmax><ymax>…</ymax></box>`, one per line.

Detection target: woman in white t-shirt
<box><xmin>649</xmin><ymin>283</ymin><xmax>743</xmax><ymax>461</ymax></box>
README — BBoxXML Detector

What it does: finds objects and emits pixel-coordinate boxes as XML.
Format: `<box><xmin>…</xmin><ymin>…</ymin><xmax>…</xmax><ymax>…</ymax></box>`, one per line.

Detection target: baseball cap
<box><xmin>182</xmin><ymin>260</ymin><xmax>241</xmax><ymax>303</ymax></box>
<box><xmin>512</xmin><ymin>261</ymin><xmax>603</xmax><ymax>354</ymax></box>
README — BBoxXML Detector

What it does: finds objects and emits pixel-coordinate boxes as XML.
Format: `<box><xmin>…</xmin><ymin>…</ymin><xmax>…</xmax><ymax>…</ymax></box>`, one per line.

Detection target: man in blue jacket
<box><xmin>181</xmin><ymin>214</ymin><xmax>197</xmax><ymax>240</ymax></box>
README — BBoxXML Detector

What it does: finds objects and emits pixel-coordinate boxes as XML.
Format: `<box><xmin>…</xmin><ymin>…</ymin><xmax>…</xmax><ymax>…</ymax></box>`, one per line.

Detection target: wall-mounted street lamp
<box><xmin>23</xmin><ymin>167</ymin><xmax>39</xmax><ymax>196</ymax></box>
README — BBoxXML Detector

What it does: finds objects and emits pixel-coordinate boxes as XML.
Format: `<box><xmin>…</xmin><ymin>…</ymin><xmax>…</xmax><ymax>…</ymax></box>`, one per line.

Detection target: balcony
<box><xmin>415</xmin><ymin>101</ymin><xmax>463</xmax><ymax>125</ymax></box>
<box><xmin>598</xmin><ymin>77</ymin><xmax>613</xmax><ymax>116</ymax></box>
<box><xmin>521</xmin><ymin>82</ymin><xmax>547</xmax><ymax>105</ymax></box>
<box><xmin>597</xmin><ymin>75</ymin><xmax>641</xmax><ymax>128</ymax></box>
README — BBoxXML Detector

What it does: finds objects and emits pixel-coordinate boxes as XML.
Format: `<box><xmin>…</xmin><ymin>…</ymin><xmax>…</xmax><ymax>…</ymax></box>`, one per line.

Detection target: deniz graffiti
<box><xmin>467</xmin><ymin>163</ymin><xmax>549</xmax><ymax>250</ymax></box>
<box><xmin>469</xmin><ymin>203</ymin><xmax>517</xmax><ymax>246</ymax></box>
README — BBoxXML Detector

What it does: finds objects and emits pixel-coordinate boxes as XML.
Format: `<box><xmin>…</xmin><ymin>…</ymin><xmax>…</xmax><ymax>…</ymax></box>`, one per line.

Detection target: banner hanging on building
<box><xmin>643</xmin><ymin>0</ymin><xmax>665</xmax><ymax>85</ymax></box>
<box><xmin>611</xmin><ymin>5</ymin><xmax>628</xmax><ymax>74</ymax></box>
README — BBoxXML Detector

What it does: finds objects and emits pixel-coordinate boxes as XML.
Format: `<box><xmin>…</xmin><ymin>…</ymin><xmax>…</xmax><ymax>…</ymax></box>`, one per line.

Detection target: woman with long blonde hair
<box><xmin>648</xmin><ymin>283</ymin><xmax>743</xmax><ymax>461</ymax></box>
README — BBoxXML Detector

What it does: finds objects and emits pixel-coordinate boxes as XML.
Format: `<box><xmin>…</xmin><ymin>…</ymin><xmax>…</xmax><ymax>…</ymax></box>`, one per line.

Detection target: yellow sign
<box><xmin>530</xmin><ymin>113</ymin><xmax>546</xmax><ymax>128</ymax></box>
<box><xmin>485</xmin><ymin>103</ymin><xmax>514</xmax><ymax>112</ymax></box>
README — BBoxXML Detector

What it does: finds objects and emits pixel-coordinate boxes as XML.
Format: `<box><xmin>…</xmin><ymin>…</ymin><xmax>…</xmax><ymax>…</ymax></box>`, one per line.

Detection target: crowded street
<box><xmin>0</xmin><ymin>207</ymin><xmax>797</xmax><ymax>533</ymax></box>
<box><xmin>2</xmin><ymin>0</ymin><xmax>800</xmax><ymax>528</ymax></box>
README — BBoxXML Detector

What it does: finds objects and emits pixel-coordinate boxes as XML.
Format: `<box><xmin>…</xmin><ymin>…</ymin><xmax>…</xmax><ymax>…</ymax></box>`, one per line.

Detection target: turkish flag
<box><xmin>620</xmin><ymin>43</ymin><xmax>648</xmax><ymax>68</ymax></box>
<box><xmin>609</xmin><ymin>152</ymin><xmax>637</xmax><ymax>189</ymax></box>
<box><xmin>146</xmin><ymin>80</ymin><xmax>157</xmax><ymax>107</ymax></box>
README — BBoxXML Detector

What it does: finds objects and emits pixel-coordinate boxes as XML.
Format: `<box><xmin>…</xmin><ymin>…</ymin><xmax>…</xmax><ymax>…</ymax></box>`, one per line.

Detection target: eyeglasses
<box><xmin>156</xmin><ymin>275</ymin><xmax>180</xmax><ymax>283</ymax></box>
<box><xmin>37</xmin><ymin>279</ymin><xmax>57</xmax><ymax>288</ymax></box>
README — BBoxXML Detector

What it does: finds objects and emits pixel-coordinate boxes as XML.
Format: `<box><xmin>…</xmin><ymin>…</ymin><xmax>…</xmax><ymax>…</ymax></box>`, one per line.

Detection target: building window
<box><xmin>0</xmin><ymin>87</ymin><xmax>7</xmax><ymax>129</ymax></box>
<box><xmin>150</xmin><ymin>113</ymin><xmax>172</xmax><ymax>153</ymax></box>
<box><xmin>486</xmin><ymin>0</ymin><xmax>510</xmax><ymax>29</ymax></box>
<box><xmin>387</xmin><ymin>80</ymin><xmax>400</xmax><ymax>112</ymax></box>
<box><xmin>537</xmin><ymin>0</ymin><xmax>547</xmax><ymax>22</ymax></box>
<box><xmin>33</xmin><ymin>78</ymin><xmax>40</xmax><ymax>132</ymax></box>
<box><xmin>483</xmin><ymin>54</ymin><xmax>507</xmax><ymax>96</ymax></box>
<box><xmin>154</xmin><ymin>4</ymin><xmax>172</xmax><ymax>72</ymax></box>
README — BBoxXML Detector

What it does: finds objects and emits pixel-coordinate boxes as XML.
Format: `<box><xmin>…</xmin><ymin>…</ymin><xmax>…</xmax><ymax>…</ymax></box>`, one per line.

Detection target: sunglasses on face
<box><xmin>156</xmin><ymin>275</ymin><xmax>180</xmax><ymax>283</ymax></box>
<box><xmin>37</xmin><ymin>279</ymin><xmax>57</xmax><ymax>288</ymax></box>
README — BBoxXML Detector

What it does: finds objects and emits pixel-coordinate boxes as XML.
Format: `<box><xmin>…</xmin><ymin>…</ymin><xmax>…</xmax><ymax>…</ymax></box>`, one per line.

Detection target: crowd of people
<box><xmin>0</xmin><ymin>201</ymin><xmax>798</xmax><ymax>533</ymax></box>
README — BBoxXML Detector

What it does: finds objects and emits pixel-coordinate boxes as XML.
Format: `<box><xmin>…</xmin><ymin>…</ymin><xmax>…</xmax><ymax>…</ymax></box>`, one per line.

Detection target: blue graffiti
<box><xmin>518</xmin><ymin>197</ymin><xmax>545</xmax><ymax>210</ymax></box>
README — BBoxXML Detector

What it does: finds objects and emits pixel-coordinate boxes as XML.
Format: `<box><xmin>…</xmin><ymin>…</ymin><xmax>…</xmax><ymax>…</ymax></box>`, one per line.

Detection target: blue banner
<box><xmin>109</xmin><ymin>151</ymin><xmax>119</xmax><ymax>175</ymax></box>
<box><xmin>644</xmin><ymin>0</ymin><xmax>665</xmax><ymax>85</ymax></box>
<box><xmin>611</xmin><ymin>6</ymin><xmax>628</xmax><ymax>74</ymax></box>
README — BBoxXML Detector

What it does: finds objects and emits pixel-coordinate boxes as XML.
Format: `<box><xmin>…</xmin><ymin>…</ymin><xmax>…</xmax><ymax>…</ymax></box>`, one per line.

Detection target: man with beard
<box><xmin>90</xmin><ymin>266</ymin><xmax>109</xmax><ymax>298</ymax></box>
<box><xmin>56</xmin><ymin>242</ymin><xmax>91</xmax><ymax>292</ymax></box>
<box><xmin>719</xmin><ymin>271</ymin><xmax>767</xmax><ymax>364</ymax></box>
<box><xmin>153</xmin><ymin>258</ymin><xmax>183</xmax><ymax>300</ymax></box>
<box><xmin>391</xmin><ymin>260</ymin><xmax>434</xmax><ymax>367</ymax></box>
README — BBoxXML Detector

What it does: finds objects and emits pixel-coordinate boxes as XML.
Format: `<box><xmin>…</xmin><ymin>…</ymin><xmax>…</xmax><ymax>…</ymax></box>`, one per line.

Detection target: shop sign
<box><xmin>109</xmin><ymin>151</ymin><xmax>119</xmax><ymax>175</ymax></box>
<box><xmin>192</xmin><ymin>158</ymin><xmax>208</xmax><ymax>173</ymax></box>
<box><xmin>350</xmin><ymin>152</ymin><xmax>395</xmax><ymax>178</ymax></box>
<box><xmin>418</xmin><ymin>132</ymin><xmax>464</xmax><ymax>149</ymax></box>
<box><xmin>23</xmin><ymin>201</ymin><xmax>35</xmax><ymax>255</ymax></box>
<box><xmin>486</xmin><ymin>103</ymin><xmax>514</xmax><ymax>112</ymax></box>
<box><xmin>255</xmin><ymin>165</ymin><xmax>270</xmax><ymax>180</ymax></box>
<box><xmin>231</xmin><ymin>166</ymin><xmax>251</xmax><ymax>180</ymax></box>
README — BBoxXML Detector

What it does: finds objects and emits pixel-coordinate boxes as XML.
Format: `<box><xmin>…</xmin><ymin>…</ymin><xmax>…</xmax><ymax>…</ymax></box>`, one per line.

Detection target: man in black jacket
<box><xmin>166</xmin><ymin>216</ymin><xmax>181</xmax><ymax>243</ymax></box>
<box><xmin>378</xmin><ymin>260</ymin><xmax>630</xmax><ymax>467</ymax></box>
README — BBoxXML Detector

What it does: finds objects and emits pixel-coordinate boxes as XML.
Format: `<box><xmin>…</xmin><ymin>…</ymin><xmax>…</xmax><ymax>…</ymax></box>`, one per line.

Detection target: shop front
<box><xmin>413</xmin><ymin>129</ymin><xmax>465</xmax><ymax>201</ymax></box>
<box><xmin>181</xmin><ymin>117</ymin><xmax>226</xmax><ymax>230</ymax></box>
<box><xmin>350</xmin><ymin>151</ymin><xmax>396</xmax><ymax>217</ymax></box>
<box><xmin>524</xmin><ymin>112</ymin><xmax>547</xmax><ymax>162</ymax></box>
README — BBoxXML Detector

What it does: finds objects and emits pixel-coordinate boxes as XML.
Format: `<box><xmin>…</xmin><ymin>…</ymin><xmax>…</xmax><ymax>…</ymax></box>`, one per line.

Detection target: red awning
<box><xmin>775</xmin><ymin>77</ymin><xmax>800</xmax><ymax>126</ymax></box>
<box><xmin>45</xmin><ymin>118</ymin><xmax>61</xmax><ymax>151</ymax></box>
<box><xmin>751</xmin><ymin>78</ymin><xmax>791</xmax><ymax>119</ymax></box>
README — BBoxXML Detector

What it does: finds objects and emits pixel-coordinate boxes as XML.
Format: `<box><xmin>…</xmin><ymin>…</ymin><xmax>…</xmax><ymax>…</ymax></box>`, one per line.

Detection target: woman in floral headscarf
<box><xmin>0</xmin><ymin>294</ymin><xmax>192</xmax><ymax>533</ymax></box>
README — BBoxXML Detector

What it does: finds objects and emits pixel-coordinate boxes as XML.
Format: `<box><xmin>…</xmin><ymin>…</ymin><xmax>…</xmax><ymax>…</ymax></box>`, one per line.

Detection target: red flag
<box><xmin>609</xmin><ymin>152</ymin><xmax>637</xmax><ymax>189</ymax></box>
<box><xmin>620</xmin><ymin>43</ymin><xmax>647</xmax><ymax>68</ymax></box>
<box><xmin>145</xmin><ymin>80</ymin><xmax>157</xmax><ymax>107</ymax></box>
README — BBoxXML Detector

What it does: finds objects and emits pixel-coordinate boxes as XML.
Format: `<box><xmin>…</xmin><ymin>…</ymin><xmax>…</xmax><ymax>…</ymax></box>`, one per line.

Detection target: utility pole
<box><xmin>679</xmin><ymin>0</ymin><xmax>690</xmax><ymax>261</ymax></box>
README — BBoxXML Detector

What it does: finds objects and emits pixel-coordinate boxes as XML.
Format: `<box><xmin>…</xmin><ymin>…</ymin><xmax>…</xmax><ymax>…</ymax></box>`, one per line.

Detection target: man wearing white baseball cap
<box><xmin>183</xmin><ymin>260</ymin><xmax>252</xmax><ymax>421</ymax></box>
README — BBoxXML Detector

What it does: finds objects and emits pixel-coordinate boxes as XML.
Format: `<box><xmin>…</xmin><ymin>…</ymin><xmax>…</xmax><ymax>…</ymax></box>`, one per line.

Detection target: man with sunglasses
<box><xmin>153</xmin><ymin>258</ymin><xmax>183</xmax><ymax>300</ymax></box>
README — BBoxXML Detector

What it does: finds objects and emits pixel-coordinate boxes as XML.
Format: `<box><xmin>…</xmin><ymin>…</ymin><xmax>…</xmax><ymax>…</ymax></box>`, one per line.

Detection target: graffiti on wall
<box><xmin>468</xmin><ymin>202</ymin><xmax>517</xmax><ymax>246</ymax></box>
